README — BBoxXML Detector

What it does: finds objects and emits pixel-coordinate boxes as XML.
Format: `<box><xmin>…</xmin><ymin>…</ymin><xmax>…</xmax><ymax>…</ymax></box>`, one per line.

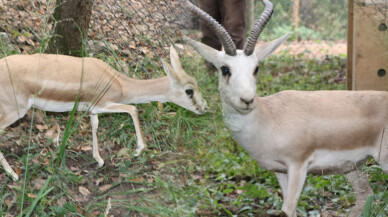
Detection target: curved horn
<box><xmin>244</xmin><ymin>0</ymin><xmax>274</xmax><ymax>56</ymax></box>
<box><xmin>183</xmin><ymin>0</ymin><xmax>237</xmax><ymax>56</ymax></box>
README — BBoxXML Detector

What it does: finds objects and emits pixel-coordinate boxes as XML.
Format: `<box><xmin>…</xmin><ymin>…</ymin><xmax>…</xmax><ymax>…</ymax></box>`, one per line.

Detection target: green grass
<box><xmin>0</xmin><ymin>44</ymin><xmax>387</xmax><ymax>217</ymax></box>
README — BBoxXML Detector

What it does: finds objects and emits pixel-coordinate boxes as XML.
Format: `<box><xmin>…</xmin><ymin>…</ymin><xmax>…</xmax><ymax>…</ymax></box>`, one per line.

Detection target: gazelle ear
<box><xmin>170</xmin><ymin>45</ymin><xmax>185</xmax><ymax>75</ymax></box>
<box><xmin>161</xmin><ymin>59</ymin><xmax>179</xmax><ymax>84</ymax></box>
<box><xmin>182</xmin><ymin>36</ymin><xmax>221</xmax><ymax>67</ymax></box>
<box><xmin>254</xmin><ymin>33</ymin><xmax>290</xmax><ymax>61</ymax></box>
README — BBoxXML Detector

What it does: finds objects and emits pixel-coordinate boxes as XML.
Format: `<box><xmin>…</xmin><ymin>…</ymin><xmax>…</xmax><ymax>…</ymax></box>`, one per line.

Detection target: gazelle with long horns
<box><xmin>183</xmin><ymin>0</ymin><xmax>388</xmax><ymax>216</ymax></box>
<box><xmin>0</xmin><ymin>45</ymin><xmax>208</xmax><ymax>181</ymax></box>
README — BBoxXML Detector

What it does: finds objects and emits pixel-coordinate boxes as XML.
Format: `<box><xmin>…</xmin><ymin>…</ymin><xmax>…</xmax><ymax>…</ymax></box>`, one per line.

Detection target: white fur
<box><xmin>31</xmin><ymin>98</ymin><xmax>91</xmax><ymax>112</ymax></box>
<box><xmin>185</xmin><ymin>33</ymin><xmax>388</xmax><ymax>217</ymax></box>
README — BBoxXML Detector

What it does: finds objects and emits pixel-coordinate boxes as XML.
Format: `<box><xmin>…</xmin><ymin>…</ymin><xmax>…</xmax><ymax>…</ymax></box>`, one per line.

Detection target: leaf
<box><xmin>94</xmin><ymin>178</ymin><xmax>103</xmax><ymax>186</ymax></box>
<box><xmin>44</xmin><ymin>125</ymin><xmax>58</xmax><ymax>138</ymax></box>
<box><xmin>35</xmin><ymin>124</ymin><xmax>48</xmax><ymax>132</ymax></box>
<box><xmin>15</xmin><ymin>167</ymin><xmax>21</xmax><ymax>175</ymax></box>
<box><xmin>99</xmin><ymin>184</ymin><xmax>112</xmax><ymax>192</ymax></box>
<box><xmin>130</xmin><ymin>177</ymin><xmax>145</xmax><ymax>182</ymax></box>
<box><xmin>33</xmin><ymin>178</ymin><xmax>46</xmax><ymax>190</ymax></box>
<box><xmin>57</xmin><ymin>196</ymin><xmax>67</xmax><ymax>207</ymax></box>
<box><xmin>27</xmin><ymin>193</ymin><xmax>37</xmax><ymax>198</ymax></box>
<box><xmin>16</xmin><ymin>35</ymin><xmax>27</xmax><ymax>43</ymax></box>
<box><xmin>5</xmin><ymin>198</ymin><xmax>12</xmax><ymax>208</ymax></box>
<box><xmin>79</xmin><ymin>186</ymin><xmax>91</xmax><ymax>196</ymax></box>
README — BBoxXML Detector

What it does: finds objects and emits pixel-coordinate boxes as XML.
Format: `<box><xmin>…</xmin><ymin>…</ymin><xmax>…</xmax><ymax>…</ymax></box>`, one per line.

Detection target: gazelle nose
<box><xmin>241</xmin><ymin>97</ymin><xmax>254</xmax><ymax>106</ymax></box>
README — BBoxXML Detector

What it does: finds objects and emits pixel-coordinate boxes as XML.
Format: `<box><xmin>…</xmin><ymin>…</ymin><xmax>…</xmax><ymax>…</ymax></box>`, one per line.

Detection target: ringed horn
<box><xmin>182</xmin><ymin>0</ymin><xmax>274</xmax><ymax>56</ymax></box>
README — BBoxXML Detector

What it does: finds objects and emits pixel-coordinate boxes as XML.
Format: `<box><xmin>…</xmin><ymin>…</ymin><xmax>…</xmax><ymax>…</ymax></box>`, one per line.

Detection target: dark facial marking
<box><xmin>191</xmin><ymin>95</ymin><xmax>197</xmax><ymax>107</ymax></box>
<box><xmin>185</xmin><ymin>89</ymin><xmax>194</xmax><ymax>98</ymax></box>
<box><xmin>221</xmin><ymin>66</ymin><xmax>230</xmax><ymax>77</ymax></box>
<box><xmin>253</xmin><ymin>66</ymin><xmax>259</xmax><ymax>76</ymax></box>
<box><xmin>220</xmin><ymin>66</ymin><xmax>231</xmax><ymax>84</ymax></box>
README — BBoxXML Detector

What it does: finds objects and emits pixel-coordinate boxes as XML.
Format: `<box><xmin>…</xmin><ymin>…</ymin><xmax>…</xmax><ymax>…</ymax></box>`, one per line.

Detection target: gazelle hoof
<box><xmin>133</xmin><ymin>143</ymin><xmax>145</xmax><ymax>157</ymax></box>
<box><xmin>95</xmin><ymin>157</ymin><xmax>104</xmax><ymax>168</ymax></box>
<box><xmin>133</xmin><ymin>148</ymin><xmax>144</xmax><ymax>157</ymax></box>
<box><xmin>133</xmin><ymin>149</ymin><xmax>141</xmax><ymax>157</ymax></box>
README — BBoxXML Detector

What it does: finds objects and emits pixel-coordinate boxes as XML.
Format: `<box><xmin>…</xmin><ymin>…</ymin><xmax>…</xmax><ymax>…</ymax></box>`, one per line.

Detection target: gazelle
<box><xmin>0</xmin><ymin>45</ymin><xmax>208</xmax><ymax>181</ymax></box>
<box><xmin>183</xmin><ymin>0</ymin><xmax>388</xmax><ymax>216</ymax></box>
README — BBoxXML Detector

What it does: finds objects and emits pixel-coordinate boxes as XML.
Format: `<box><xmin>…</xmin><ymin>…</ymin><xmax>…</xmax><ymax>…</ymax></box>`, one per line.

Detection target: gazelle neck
<box><xmin>120</xmin><ymin>76</ymin><xmax>171</xmax><ymax>104</ymax></box>
<box><xmin>221</xmin><ymin>96</ymin><xmax>269</xmax><ymax>133</ymax></box>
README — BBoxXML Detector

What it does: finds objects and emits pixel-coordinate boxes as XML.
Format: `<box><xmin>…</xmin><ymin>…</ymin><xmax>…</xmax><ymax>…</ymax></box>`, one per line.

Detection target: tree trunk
<box><xmin>245</xmin><ymin>0</ymin><xmax>254</xmax><ymax>35</ymax></box>
<box><xmin>293</xmin><ymin>0</ymin><xmax>300</xmax><ymax>40</ymax></box>
<box><xmin>48</xmin><ymin>0</ymin><xmax>94</xmax><ymax>56</ymax></box>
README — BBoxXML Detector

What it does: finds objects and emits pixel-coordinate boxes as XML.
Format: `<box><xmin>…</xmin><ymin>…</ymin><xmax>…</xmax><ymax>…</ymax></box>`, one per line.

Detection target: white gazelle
<box><xmin>183</xmin><ymin>0</ymin><xmax>388</xmax><ymax>216</ymax></box>
<box><xmin>0</xmin><ymin>45</ymin><xmax>208</xmax><ymax>181</ymax></box>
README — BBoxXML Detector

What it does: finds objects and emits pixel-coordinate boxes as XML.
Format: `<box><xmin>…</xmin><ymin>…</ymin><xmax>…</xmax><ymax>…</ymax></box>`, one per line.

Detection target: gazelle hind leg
<box><xmin>0</xmin><ymin>151</ymin><xmax>18</xmax><ymax>180</ymax></box>
<box><xmin>275</xmin><ymin>172</ymin><xmax>288</xmax><ymax>198</ymax></box>
<box><xmin>90</xmin><ymin>113</ymin><xmax>104</xmax><ymax>167</ymax></box>
<box><xmin>0</xmin><ymin>109</ymin><xmax>26</xmax><ymax>181</ymax></box>
<box><xmin>345</xmin><ymin>169</ymin><xmax>373</xmax><ymax>217</ymax></box>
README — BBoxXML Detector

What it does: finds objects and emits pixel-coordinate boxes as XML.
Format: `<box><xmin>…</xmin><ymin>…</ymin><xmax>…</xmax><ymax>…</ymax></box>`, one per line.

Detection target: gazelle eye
<box><xmin>185</xmin><ymin>89</ymin><xmax>194</xmax><ymax>97</ymax></box>
<box><xmin>253</xmin><ymin>66</ymin><xmax>259</xmax><ymax>75</ymax></box>
<box><xmin>220</xmin><ymin>66</ymin><xmax>230</xmax><ymax>77</ymax></box>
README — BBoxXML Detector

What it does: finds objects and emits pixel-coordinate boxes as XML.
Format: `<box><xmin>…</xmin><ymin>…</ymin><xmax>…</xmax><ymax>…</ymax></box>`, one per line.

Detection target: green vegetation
<box><xmin>258</xmin><ymin>0</ymin><xmax>348</xmax><ymax>41</ymax></box>
<box><xmin>0</xmin><ymin>39</ymin><xmax>387</xmax><ymax>217</ymax></box>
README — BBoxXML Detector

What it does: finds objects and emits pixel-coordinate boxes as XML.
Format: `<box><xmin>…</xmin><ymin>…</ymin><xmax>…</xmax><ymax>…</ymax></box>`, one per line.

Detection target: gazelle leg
<box><xmin>97</xmin><ymin>103</ymin><xmax>146</xmax><ymax>156</ymax></box>
<box><xmin>0</xmin><ymin>108</ymin><xmax>27</xmax><ymax>181</ymax></box>
<box><xmin>90</xmin><ymin>113</ymin><xmax>104</xmax><ymax>167</ymax></box>
<box><xmin>0</xmin><ymin>151</ymin><xmax>18</xmax><ymax>181</ymax></box>
<box><xmin>275</xmin><ymin>172</ymin><xmax>288</xmax><ymax>198</ymax></box>
<box><xmin>281</xmin><ymin>164</ymin><xmax>308</xmax><ymax>217</ymax></box>
<box><xmin>345</xmin><ymin>169</ymin><xmax>373</xmax><ymax>217</ymax></box>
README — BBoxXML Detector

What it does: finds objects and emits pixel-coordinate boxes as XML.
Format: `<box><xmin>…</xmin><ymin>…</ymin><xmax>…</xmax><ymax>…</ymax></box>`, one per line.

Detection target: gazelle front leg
<box><xmin>282</xmin><ymin>163</ymin><xmax>308</xmax><ymax>217</ymax></box>
<box><xmin>90</xmin><ymin>113</ymin><xmax>104</xmax><ymax>167</ymax></box>
<box><xmin>100</xmin><ymin>103</ymin><xmax>146</xmax><ymax>156</ymax></box>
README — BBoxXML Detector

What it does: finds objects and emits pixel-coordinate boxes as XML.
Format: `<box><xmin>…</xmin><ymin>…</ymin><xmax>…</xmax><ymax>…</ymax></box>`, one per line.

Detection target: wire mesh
<box><xmin>0</xmin><ymin>0</ymin><xmax>348</xmax><ymax>65</ymax></box>
<box><xmin>0</xmin><ymin>1</ymin><xmax>386</xmax><ymax>79</ymax></box>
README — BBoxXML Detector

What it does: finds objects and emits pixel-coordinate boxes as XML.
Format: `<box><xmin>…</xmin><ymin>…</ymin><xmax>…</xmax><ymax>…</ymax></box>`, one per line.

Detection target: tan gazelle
<box><xmin>0</xmin><ymin>45</ymin><xmax>208</xmax><ymax>181</ymax></box>
<box><xmin>182</xmin><ymin>0</ymin><xmax>388</xmax><ymax>216</ymax></box>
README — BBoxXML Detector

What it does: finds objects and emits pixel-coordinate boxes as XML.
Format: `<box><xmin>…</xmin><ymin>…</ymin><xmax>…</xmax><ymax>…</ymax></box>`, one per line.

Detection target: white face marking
<box><xmin>218</xmin><ymin>51</ymin><xmax>259</xmax><ymax>114</ymax></box>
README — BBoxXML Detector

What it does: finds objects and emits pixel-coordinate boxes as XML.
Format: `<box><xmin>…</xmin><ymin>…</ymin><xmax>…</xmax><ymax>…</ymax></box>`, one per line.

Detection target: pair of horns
<box><xmin>183</xmin><ymin>0</ymin><xmax>273</xmax><ymax>56</ymax></box>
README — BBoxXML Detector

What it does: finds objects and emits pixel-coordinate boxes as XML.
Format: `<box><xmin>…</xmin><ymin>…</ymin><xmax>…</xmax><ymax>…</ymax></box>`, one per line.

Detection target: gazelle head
<box><xmin>183</xmin><ymin>0</ymin><xmax>289</xmax><ymax>114</ymax></box>
<box><xmin>161</xmin><ymin>45</ymin><xmax>208</xmax><ymax>114</ymax></box>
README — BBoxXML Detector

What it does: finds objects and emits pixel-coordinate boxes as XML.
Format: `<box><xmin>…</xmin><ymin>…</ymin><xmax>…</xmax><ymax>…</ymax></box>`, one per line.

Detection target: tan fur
<box><xmin>185</xmin><ymin>32</ymin><xmax>388</xmax><ymax>217</ymax></box>
<box><xmin>0</xmin><ymin>49</ymin><xmax>208</xmax><ymax>181</ymax></box>
<box><xmin>247</xmin><ymin>90</ymin><xmax>387</xmax><ymax>168</ymax></box>
<box><xmin>183</xmin><ymin>1</ymin><xmax>387</xmax><ymax>214</ymax></box>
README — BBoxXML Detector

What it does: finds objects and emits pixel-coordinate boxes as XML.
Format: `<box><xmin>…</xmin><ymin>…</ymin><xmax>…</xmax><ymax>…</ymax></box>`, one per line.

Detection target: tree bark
<box><xmin>245</xmin><ymin>0</ymin><xmax>254</xmax><ymax>35</ymax></box>
<box><xmin>48</xmin><ymin>0</ymin><xmax>94</xmax><ymax>56</ymax></box>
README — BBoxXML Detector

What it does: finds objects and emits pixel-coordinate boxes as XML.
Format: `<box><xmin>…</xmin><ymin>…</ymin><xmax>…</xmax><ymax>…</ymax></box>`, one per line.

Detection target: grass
<box><xmin>0</xmin><ymin>44</ymin><xmax>387</xmax><ymax>217</ymax></box>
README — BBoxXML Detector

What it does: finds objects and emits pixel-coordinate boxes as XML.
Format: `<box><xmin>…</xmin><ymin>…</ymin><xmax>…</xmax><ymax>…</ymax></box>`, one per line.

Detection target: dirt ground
<box><xmin>273</xmin><ymin>40</ymin><xmax>347</xmax><ymax>59</ymax></box>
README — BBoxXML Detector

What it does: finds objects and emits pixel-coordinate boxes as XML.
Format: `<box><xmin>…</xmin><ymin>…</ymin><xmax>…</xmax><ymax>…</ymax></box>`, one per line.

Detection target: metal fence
<box><xmin>0</xmin><ymin>0</ymin><xmax>351</xmax><ymax>75</ymax></box>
